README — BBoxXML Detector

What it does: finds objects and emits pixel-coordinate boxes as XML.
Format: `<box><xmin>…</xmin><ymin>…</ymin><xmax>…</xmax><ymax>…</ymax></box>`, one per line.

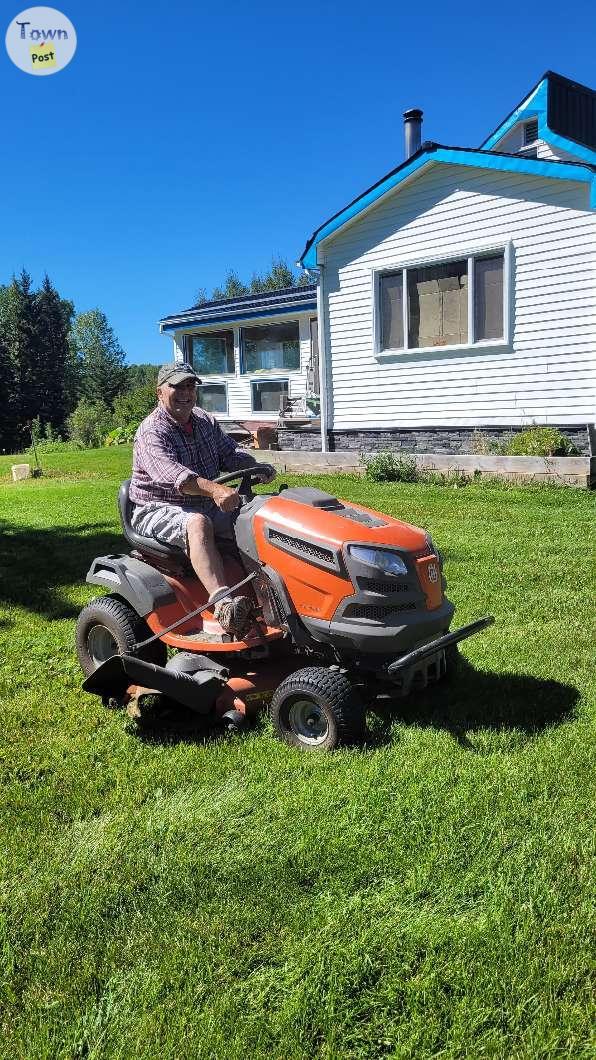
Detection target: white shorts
<box><xmin>131</xmin><ymin>502</ymin><xmax>234</xmax><ymax>553</ymax></box>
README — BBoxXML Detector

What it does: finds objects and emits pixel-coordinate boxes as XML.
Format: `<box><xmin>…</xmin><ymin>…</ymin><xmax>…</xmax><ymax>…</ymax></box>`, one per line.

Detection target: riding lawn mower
<box><xmin>76</xmin><ymin>466</ymin><xmax>493</xmax><ymax>750</ymax></box>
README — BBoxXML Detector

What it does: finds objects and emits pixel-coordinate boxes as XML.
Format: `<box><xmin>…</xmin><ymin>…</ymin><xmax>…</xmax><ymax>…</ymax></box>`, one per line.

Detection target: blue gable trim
<box><xmin>481</xmin><ymin>77</ymin><xmax>596</xmax><ymax>165</ymax></box>
<box><xmin>161</xmin><ymin>301</ymin><xmax>317</xmax><ymax>333</ymax></box>
<box><xmin>299</xmin><ymin>144</ymin><xmax>596</xmax><ymax>268</ymax></box>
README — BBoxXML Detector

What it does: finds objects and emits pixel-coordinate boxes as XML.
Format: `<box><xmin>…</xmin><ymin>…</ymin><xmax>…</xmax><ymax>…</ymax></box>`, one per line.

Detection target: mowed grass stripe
<box><xmin>0</xmin><ymin>450</ymin><xmax>594</xmax><ymax>1058</ymax></box>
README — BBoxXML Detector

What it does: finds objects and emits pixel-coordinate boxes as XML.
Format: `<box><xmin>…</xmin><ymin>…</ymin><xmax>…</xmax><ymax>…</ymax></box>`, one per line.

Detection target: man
<box><xmin>129</xmin><ymin>362</ymin><xmax>275</xmax><ymax>635</ymax></box>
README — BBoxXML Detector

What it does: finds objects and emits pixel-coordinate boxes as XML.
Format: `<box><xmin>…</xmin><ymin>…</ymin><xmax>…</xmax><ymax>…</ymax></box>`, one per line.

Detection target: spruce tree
<box><xmin>69</xmin><ymin>309</ymin><xmax>127</xmax><ymax>408</ymax></box>
<box><xmin>35</xmin><ymin>275</ymin><xmax>74</xmax><ymax>433</ymax></box>
<box><xmin>0</xmin><ymin>272</ymin><xmax>40</xmax><ymax>450</ymax></box>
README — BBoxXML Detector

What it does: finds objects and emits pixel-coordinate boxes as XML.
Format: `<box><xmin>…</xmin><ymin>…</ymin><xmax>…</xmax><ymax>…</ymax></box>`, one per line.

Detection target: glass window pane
<box><xmin>380</xmin><ymin>273</ymin><xmax>404</xmax><ymax>349</ymax></box>
<box><xmin>190</xmin><ymin>331</ymin><xmax>234</xmax><ymax>374</ymax></box>
<box><xmin>241</xmin><ymin>322</ymin><xmax>300</xmax><ymax>373</ymax></box>
<box><xmin>474</xmin><ymin>254</ymin><xmax>504</xmax><ymax>341</ymax></box>
<box><xmin>197</xmin><ymin>383</ymin><xmax>227</xmax><ymax>414</ymax></box>
<box><xmin>408</xmin><ymin>259</ymin><xmax>468</xmax><ymax>348</ymax></box>
<box><xmin>251</xmin><ymin>379</ymin><xmax>288</xmax><ymax>412</ymax></box>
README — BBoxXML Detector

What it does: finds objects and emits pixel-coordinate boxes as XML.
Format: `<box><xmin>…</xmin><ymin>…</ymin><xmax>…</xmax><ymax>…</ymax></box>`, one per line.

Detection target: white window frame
<box><xmin>373</xmin><ymin>242</ymin><xmax>512</xmax><ymax>358</ymax></box>
<box><xmin>196</xmin><ymin>380</ymin><xmax>228</xmax><ymax>416</ymax></box>
<box><xmin>250</xmin><ymin>377</ymin><xmax>289</xmax><ymax>415</ymax></box>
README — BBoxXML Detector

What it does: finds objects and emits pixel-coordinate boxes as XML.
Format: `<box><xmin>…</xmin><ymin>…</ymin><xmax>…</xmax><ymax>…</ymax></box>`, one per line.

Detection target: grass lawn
<box><xmin>1</xmin><ymin>447</ymin><xmax>594</xmax><ymax>1058</ymax></box>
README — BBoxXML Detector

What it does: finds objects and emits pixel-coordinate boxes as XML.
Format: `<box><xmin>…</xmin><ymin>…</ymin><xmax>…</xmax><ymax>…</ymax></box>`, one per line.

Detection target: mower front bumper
<box><xmin>387</xmin><ymin>616</ymin><xmax>495</xmax><ymax>678</ymax></box>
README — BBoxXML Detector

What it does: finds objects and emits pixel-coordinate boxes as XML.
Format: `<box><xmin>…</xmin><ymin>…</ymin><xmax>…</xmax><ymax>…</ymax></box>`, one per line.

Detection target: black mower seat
<box><xmin>118</xmin><ymin>479</ymin><xmax>187</xmax><ymax>562</ymax></box>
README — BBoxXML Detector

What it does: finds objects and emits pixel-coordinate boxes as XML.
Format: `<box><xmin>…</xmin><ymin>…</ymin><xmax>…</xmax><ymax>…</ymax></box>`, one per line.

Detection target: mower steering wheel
<box><xmin>213</xmin><ymin>465</ymin><xmax>272</xmax><ymax>502</ymax></box>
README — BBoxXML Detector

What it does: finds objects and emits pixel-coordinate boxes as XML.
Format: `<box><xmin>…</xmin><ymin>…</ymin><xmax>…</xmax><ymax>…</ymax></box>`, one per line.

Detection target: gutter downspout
<box><xmin>315</xmin><ymin>264</ymin><xmax>330</xmax><ymax>453</ymax></box>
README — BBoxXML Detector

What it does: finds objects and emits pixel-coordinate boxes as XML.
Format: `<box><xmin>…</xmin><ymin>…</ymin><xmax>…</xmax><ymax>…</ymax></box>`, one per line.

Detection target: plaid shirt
<box><xmin>130</xmin><ymin>404</ymin><xmax>246</xmax><ymax>510</ymax></box>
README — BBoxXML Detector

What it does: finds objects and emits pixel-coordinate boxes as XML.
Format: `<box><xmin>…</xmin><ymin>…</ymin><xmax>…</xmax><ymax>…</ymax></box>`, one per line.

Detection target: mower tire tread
<box><xmin>76</xmin><ymin>594</ymin><xmax>167</xmax><ymax>677</ymax></box>
<box><xmin>270</xmin><ymin>666</ymin><xmax>366</xmax><ymax>751</ymax></box>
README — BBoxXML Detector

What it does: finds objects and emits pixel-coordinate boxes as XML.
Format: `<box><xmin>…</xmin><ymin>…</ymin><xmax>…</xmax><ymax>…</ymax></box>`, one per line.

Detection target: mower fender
<box><xmin>86</xmin><ymin>555</ymin><xmax>177</xmax><ymax>618</ymax></box>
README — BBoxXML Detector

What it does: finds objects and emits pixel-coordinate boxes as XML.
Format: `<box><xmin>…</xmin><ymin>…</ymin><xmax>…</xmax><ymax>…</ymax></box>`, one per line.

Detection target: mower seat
<box><xmin>118</xmin><ymin>479</ymin><xmax>189</xmax><ymax>566</ymax></box>
<box><xmin>118</xmin><ymin>481</ymin><xmax>240</xmax><ymax>573</ymax></box>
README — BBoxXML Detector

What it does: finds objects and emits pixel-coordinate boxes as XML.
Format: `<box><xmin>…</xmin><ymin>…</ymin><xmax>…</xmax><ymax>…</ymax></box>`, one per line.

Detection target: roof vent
<box><xmin>523</xmin><ymin>119</ymin><xmax>539</xmax><ymax>145</ymax></box>
<box><xmin>404</xmin><ymin>109</ymin><xmax>423</xmax><ymax>158</ymax></box>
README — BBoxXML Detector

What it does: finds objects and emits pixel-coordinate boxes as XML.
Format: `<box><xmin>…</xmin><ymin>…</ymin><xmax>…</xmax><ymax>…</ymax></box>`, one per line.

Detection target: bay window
<box><xmin>378</xmin><ymin>248</ymin><xmax>508</xmax><ymax>354</ymax></box>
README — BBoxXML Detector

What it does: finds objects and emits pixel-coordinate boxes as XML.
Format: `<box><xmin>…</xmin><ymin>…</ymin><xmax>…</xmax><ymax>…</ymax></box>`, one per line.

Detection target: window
<box><xmin>523</xmin><ymin>119</ymin><xmax>538</xmax><ymax>145</ymax></box>
<box><xmin>188</xmin><ymin>330</ymin><xmax>234</xmax><ymax>375</ymax></box>
<box><xmin>241</xmin><ymin>321</ymin><xmax>300</xmax><ymax>373</ymax></box>
<box><xmin>197</xmin><ymin>383</ymin><xmax>227</xmax><ymax>414</ymax></box>
<box><xmin>407</xmin><ymin>259</ymin><xmax>468</xmax><ymax>348</ymax></box>
<box><xmin>378</xmin><ymin>249</ymin><xmax>506</xmax><ymax>353</ymax></box>
<box><xmin>251</xmin><ymin>379</ymin><xmax>288</xmax><ymax>413</ymax></box>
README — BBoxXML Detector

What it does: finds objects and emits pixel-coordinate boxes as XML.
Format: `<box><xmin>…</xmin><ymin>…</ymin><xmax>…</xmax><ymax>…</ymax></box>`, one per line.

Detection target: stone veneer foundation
<box><xmin>277</xmin><ymin>424</ymin><xmax>594</xmax><ymax>457</ymax></box>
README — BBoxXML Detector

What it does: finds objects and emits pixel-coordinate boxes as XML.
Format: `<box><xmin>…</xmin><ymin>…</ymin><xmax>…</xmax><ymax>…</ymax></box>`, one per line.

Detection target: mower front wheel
<box><xmin>76</xmin><ymin>595</ymin><xmax>167</xmax><ymax>678</ymax></box>
<box><xmin>270</xmin><ymin>667</ymin><xmax>366</xmax><ymax>751</ymax></box>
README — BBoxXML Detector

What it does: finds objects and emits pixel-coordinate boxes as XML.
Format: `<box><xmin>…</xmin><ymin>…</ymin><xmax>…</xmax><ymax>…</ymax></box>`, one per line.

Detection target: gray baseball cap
<box><xmin>157</xmin><ymin>362</ymin><xmax>202</xmax><ymax>386</ymax></box>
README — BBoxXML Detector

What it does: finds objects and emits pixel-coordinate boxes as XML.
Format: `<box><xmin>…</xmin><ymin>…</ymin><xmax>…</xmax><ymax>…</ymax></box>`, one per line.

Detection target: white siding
<box><xmin>173</xmin><ymin>313</ymin><xmax>315</xmax><ymax>421</ymax></box>
<box><xmin>319</xmin><ymin>164</ymin><xmax>596</xmax><ymax>427</ymax></box>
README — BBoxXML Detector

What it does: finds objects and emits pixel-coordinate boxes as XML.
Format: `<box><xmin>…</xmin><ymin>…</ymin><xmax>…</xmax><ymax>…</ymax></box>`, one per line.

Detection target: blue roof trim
<box><xmin>481</xmin><ymin>78</ymin><xmax>596</xmax><ymax>164</ymax></box>
<box><xmin>300</xmin><ymin>144</ymin><xmax>596</xmax><ymax>268</ymax></box>
<box><xmin>161</xmin><ymin>301</ymin><xmax>317</xmax><ymax>332</ymax></box>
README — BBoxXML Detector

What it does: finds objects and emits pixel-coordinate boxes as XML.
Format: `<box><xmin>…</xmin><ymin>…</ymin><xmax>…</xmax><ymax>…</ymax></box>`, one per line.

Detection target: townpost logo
<box><xmin>5</xmin><ymin>6</ymin><xmax>76</xmax><ymax>75</ymax></box>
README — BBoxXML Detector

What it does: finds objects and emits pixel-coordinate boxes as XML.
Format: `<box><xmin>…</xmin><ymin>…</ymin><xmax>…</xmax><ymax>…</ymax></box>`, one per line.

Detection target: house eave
<box><xmin>299</xmin><ymin>144</ymin><xmax>596</xmax><ymax>269</ymax></box>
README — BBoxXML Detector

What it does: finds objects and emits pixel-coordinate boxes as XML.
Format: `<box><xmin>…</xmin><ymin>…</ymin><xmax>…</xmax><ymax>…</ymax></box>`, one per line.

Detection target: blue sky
<box><xmin>1</xmin><ymin>0</ymin><xmax>595</xmax><ymax>364</ymax></box>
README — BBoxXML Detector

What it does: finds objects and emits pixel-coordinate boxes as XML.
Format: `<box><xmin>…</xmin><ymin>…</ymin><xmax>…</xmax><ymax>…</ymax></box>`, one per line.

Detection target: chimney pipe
<box><xmin>404</xmin><ymin>108</ymin><xmax>423</xmax><ymax>158</ymax></box>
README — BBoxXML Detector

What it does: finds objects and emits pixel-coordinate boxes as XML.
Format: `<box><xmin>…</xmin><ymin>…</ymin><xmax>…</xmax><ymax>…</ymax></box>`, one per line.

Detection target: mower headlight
<box><xmin>348</xmin><ymin>545</ymin><xmax>408</xmax><ymax>577</ymax></box>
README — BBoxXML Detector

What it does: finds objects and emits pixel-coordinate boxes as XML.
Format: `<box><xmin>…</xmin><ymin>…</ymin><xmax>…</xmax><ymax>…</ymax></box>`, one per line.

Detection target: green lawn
<box><xmin>1</xmin><ymin>449</ymin><xmax>594</xmax><ymax>1059</ymax></box>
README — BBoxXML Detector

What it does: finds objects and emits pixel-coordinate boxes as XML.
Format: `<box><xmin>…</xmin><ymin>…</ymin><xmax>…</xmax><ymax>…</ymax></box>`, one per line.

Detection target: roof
<box><xmin>160</xmin><ymin>284</ymin><xmax>317</xmax><ymax>332</ymax></box>
<box><xmin>481</xmin><ymin>70</ymin><xmax>596</xmax><ymax>153</ymax></box>
<box><xmin>299</xmin><ymin>142</ymin><xmax>596</xmax><ymax>269</ymax></box>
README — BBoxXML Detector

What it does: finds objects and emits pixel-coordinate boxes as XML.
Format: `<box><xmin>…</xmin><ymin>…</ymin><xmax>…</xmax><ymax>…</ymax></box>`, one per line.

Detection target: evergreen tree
<box><xmin>200</xmin><ymin>258</ymin><xmax>311</xmax><ymax>305</ymax></box>
<box><xmin>0</xmin><ymin>272</ymin><xmax>40</xmax><ymax>450</ymax></box>
<box><xmin>0</xmin><ymin>325</ymin><xmax>19</xmax><ymax>452</ymax></box>
<box><xmin>34</xmin><ymin>275</ymin><xmax>74</xmax><ymax>433</ymax></box>
<box><xmin>261</xmin><ymin>257</ymin><xmax>296</xmax><ymax>291</ymax></box>
<box><xmin>69</xmin><ymin>309</ymin><xmax>127</xmax><ymax>407</ymax></box>
<box><xmin>126</xmin><ymin>363</ymin><xmax>159</xmax><ymax>388</ymax></box>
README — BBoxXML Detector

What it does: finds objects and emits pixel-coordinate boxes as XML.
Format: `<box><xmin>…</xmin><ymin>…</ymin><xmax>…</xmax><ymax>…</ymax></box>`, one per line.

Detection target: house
<box><xmin>159</xmin><ymin>285</ymin><xmax>319</xmax><ymax>429</ymax></box>
<box><xmin>291</xmin><ymin>70</ymin><xmax>596</xmax><ymax>455</ymax></box>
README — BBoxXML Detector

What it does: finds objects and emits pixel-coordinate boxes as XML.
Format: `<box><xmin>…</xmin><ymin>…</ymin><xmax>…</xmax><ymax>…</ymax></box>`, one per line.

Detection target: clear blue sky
<box><xmin>2</xmin><ymin>0</ymin><xmax>594</xmax><ymax>364</ymax></box>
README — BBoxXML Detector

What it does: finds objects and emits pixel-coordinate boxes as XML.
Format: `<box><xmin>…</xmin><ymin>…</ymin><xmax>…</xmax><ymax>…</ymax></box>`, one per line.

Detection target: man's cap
<box><xmin>157</xmin><ymin>362</ymin><xmax>202</xmax><ymax>386</ymax></box>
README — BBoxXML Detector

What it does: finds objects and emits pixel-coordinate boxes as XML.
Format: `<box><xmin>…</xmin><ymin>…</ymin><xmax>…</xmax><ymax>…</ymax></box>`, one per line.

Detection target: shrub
<box><xmin>67</xmin><ymin>399</ymin><xmax>113</xmax><ymax>449</ymax></box>
<box><xmin>362</xmin><ymin>451</ymin><xmax>420</xmax><ymax>483</ymax></box>
<box><xmin>104</xmin><ymin>425</ymin><xmax>136</xmax><ymax>446</ymax></box>
<box><xmin>502</xmin><ymin>426</ymin><xmax>578</xmax><ymax>457</ymax></box>
<box><xmin>111</xmin><ymin>383</ymin><xmax>156</xmax><ymax>430</ymax></box>
<box><xmin>470</xmin><ymin>430</ymin><xmax>501</xmax><ymax>455</ymax></box>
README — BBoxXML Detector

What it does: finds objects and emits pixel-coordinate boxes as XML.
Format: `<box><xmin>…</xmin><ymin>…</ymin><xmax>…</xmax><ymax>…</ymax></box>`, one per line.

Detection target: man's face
<box><xmin>158</xmin><ymin>379</ymin><xmax>197</xmax><ymax>424</ymax></box>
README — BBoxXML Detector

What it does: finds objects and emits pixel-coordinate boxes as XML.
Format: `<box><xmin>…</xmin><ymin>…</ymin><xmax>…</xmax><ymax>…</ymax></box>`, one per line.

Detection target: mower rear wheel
<box><xmin>76</xmin><ymin>595</ymin><xmax>167</xmax><ymax>678</ymax></box>
<box><xmin>270</xmin><ymin>667</ymin><xmax>366</xmax><ymax>751</ymax></box>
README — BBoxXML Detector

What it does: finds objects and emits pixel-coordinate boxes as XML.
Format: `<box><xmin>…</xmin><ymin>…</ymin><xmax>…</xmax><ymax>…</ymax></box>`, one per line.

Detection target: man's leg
<box><xmin>186</xmin><ymin>512</ymin><xmax>254</xmax><ymax>636</ymax></box>
<box><xmin>186</xmin><ymin>513</ymin><xmax>226</xmax><ymax>597</ymax></box>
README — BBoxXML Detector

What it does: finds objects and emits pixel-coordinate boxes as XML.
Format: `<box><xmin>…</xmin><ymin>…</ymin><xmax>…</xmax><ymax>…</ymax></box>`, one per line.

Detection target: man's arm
<box><xmin>179</xmin><ymin>473</ymin><xmax>240</xmax><ymax>512</ymax></box>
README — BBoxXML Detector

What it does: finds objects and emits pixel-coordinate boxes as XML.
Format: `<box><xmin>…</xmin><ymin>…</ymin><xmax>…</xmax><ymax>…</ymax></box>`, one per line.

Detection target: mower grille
<box><xmin>268</xmin><ymin>529</ymin><xmax>335</xmax><ymax>565</ymax></box>
<box><xmin>344</xmin><ymin>602</ymin><xmax>417</xmax><ymax>622</ymax></box>
<box><xmin>359</xmin><ymin>579</ymin><xmax>412</xmax><ymax>595</ymax></box>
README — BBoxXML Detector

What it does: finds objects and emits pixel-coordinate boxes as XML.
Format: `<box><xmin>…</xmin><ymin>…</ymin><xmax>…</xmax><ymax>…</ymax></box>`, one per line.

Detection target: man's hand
<box><xmin>211</xmin><ymin>483</ymin><xmax>241</xmax><ymax>512</ymax></box>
